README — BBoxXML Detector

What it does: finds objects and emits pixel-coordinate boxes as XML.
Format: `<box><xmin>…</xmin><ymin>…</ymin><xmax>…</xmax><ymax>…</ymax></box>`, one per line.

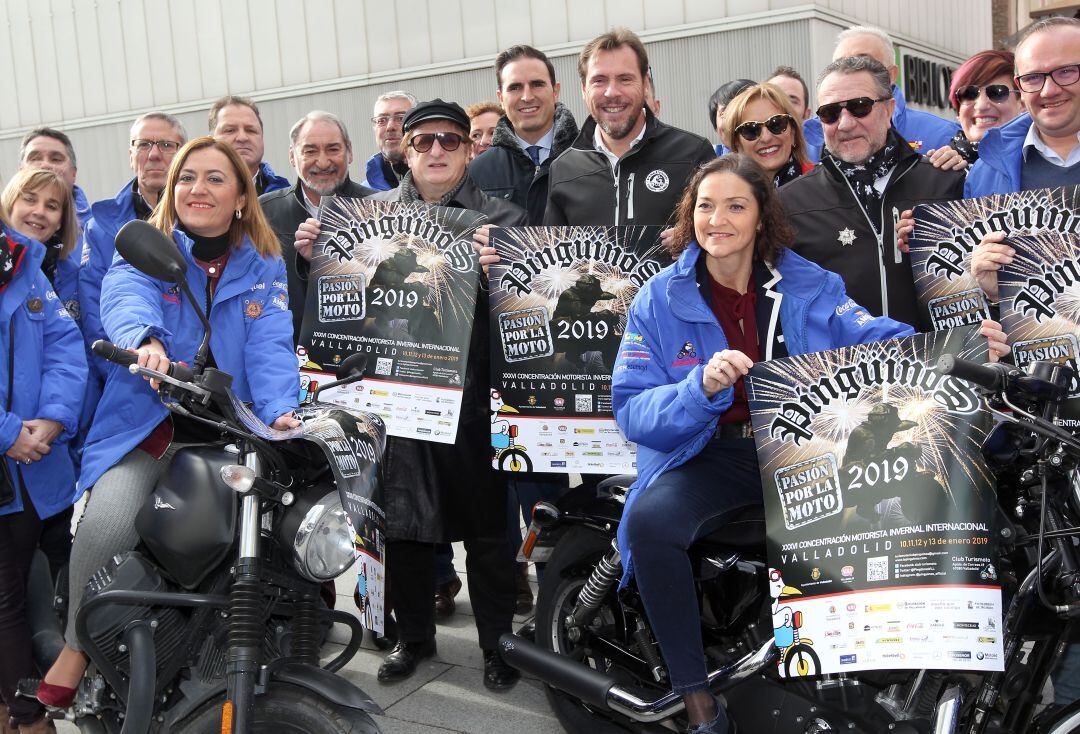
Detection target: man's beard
<box><xmin>596</xmin><ymin>104</ymin><xmax>643</xmax><ymax>141</ymax></box>
<box><xmin>300</xmin><ymin>167</ymin><xmax>345</xmax><ymax>197</ymax></box>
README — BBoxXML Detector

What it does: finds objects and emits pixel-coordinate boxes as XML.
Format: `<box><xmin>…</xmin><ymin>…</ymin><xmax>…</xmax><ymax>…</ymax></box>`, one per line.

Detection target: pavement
<box><xmin>58</xmin><ymin>542</ymin><xmax>562</xmax><ymax>734</ymax></box>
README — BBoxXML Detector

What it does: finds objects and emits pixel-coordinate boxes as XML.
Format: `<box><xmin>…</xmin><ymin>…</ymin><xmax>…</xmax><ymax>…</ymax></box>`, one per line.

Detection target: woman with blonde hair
<box><xmin>721</xmin><ymin>83</ymin><xmax>813</xmax><ymax>187</ymax></box>
<box><xmin>39</xmin><ymin>137</ymin><xmax>300</xmax><ymax>706</ymax></box>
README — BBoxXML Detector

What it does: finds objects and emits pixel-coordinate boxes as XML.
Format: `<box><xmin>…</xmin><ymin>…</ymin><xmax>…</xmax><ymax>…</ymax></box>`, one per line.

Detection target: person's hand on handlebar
<box><xmin>137</xmin><ymin>337</ymin><xmax>170</xmax><ymax>389</ymax></box>
<box><xmin>271</xmin><ymin>412</ymin><xmax>302</xmax><ymax>430</ymax></box>
<box><xmin>980</xmin><ymin>319</ymin><xmax>1010</xmax><ymax>363</ymax></box>
<box><xmin>703</xmin><ymin>349</ymin><xmax>753</xmax><ymax>398</ymax></box>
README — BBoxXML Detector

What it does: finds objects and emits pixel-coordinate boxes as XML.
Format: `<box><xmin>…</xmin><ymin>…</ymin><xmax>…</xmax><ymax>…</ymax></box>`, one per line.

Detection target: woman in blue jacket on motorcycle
<box><xmin>0</xmin><ymin>216</ymin><xmax>86</xmax><ymax>733</ymax></box>
<box><xmin>612</xmin><ymin>154</ymin><xmax>1009</xmax><ymax>734</ymax></box>
<box><xmin>40</xmin><ymin>137</ymin><xmax>301</xmax><ymax>708</ymax></box>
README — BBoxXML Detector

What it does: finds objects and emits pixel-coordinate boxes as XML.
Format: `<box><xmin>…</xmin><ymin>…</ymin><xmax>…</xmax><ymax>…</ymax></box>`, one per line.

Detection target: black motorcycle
<box><xmin>499</xmin><ymin>356</ymin><xmax>1080</xmax><ymax>734</ymax></box>
<box><xmin>33</xmin><ymin>221</ymin><xmax>385</xmax><ymax>734</ymax></box>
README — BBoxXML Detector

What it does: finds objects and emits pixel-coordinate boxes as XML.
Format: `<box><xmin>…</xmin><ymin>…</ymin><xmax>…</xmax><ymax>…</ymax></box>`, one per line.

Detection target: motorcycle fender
<box><xmin>271</xmin><ymin>662</ymin><xmax>384</xmax><ymax>715</ymax></box>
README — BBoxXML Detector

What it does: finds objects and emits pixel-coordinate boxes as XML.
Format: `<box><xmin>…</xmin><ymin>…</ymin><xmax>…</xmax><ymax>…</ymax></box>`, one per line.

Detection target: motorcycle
<box><xmin>30</xmin><ymin>220</ymin><xmax>385</xmax><ymax>734</ymax></box>
<box><xmin>498</xmin><ymin>355</ymin><xmax>1080</xmax><ymax>734</ymax></box>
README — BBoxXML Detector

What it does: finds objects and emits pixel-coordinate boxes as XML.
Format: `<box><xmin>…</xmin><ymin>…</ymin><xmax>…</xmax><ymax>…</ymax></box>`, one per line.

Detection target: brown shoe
<box><xmin>515</xmin><ymin>563</ymin><xmax>534</xmax><ymax>615</ymax></box>
<box><xmin>17</xmin><ymin>715</ymin><xmax>56</xmax><ymax>734</ymax></box>
<box><xmin>434</xmin><ymin>577</ymin><xmax>462</xmax><ymax>620</ymax></box>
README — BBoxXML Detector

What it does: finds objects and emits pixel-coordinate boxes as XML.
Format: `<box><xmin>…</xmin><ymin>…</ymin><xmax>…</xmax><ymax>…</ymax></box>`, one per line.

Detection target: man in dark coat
<box><xmin>259</xmin><ymin>111</ymin><xmax>374</xmax><ymax>344</ymax></box>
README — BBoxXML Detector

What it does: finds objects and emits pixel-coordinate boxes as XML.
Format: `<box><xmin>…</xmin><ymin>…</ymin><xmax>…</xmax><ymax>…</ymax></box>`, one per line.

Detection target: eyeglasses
<box><xmin>816</xmin><ymin>96</ymin><xmax>891</xmax><ymax>125</ymax></box>
<box><xmin>371</xmin><ymin>112</ymin><xmax>407</xmax><ymax>127</ymax></box>
<box><xmin>131</xmin><ymin>139</ymin><xmax>181</xmax><ymax>154</ymax></box>
<box><xmin>408</xmin><ymin>132</ymin><xmax>464</xmax><ymax>153</ymax></box>
<box><xmin>1014</xmin><ymin>63</ymin><xmax>1080</xmax><ymax>93</ymax></box>
<box><xmin>734</xmin><ymin>114</ymin><xmax>794</xmax><ymax>142</ymax></box>
<box><xmin>956</xmin><ymin>84</ymin><xmax>1020</xmax><ymax>104</ymax></box>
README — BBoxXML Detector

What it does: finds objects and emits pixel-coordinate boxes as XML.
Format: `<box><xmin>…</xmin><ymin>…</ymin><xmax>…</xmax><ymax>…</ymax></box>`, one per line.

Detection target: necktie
<box><xmin>526</xmin><ymin>145</ymin><xmax>542</xmax><ymax>165</ymax></box>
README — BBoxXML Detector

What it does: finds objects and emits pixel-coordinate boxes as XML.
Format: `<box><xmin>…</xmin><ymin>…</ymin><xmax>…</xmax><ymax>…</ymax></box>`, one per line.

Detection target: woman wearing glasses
<box><xmin>945</xmin><ymin>50</ymin><xmax>1024</xmax><ymax>164</ymax></box>
<box><xmin>720</xmin><ymin>83</ymin><xmax>813</xmax><ymax>187</ymax></box>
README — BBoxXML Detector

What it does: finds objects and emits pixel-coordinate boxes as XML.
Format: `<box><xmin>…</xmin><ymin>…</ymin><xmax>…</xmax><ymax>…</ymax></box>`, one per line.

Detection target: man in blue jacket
<box><xmin>208</xmin><ymin>95</ymin><xmax>289</xmax><ymax>196</ymax></box>
<box><xmin>18</xmin><ymin>128</ymin><xmax>90</xmax><ymax>231</ymax></box>
<box><xmin>362</xmin><ymin>91</ymin><xmax>417</xmax><ymax>191</ymax></box>
<box><xmin>802</xmin><ymin>25</ymin><xmax>959</xmax><ymax>156</ymax></box>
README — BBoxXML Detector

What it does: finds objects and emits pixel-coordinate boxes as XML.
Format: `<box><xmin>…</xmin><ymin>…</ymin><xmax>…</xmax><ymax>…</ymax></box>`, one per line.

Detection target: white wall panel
<box><xmin>219</xmin><ymin>1</ymin><xmax>256</xmax><ymax>95</ymax></box>
<box><xmin>193</xmin><ymin>0</ymin><xmax>230</xmax><ymax>100</ymax></box>
<box><xmin>28</xmin><ymin>1</ymin><xmax>63</xmax><ymax>123</ymax></box>
<box><xmin>276</xmin><ymin>0</ymin><xmax>312</xmax><ymax>87</ymax></box>
<box><xmin>398</xmin><ymin>1</ymin><xmax>433</xmax><ymax>69</ymax></box>
<box><xmin>429</xmin><ymin>0</ymin><xmax>466</xmax><ymax>64</ymax></box>
<box><xmin>605</xmin><ymin>0</ymin><xmax>645</xmax><ymax>30</ymax></box>
<box><xmin>248</xmin><ymin>1</ymin><xmax>284</xmax><ymax>90</ymax></box>
<box><xmin>117</xmin><ymin>0</ymin><xmax>154</xmax><ymax>111</ymax></box>
<box><xmin>0</xmin><ymin>3</ymin><xmax>23</xmax><ymax>130</ymax></box>
<box><xmin>363</xmin><ymin>0</ymin><xmax>401</xmax><ymax>73</ymax></box>
<box><xmin>333</xmin><ymin>0</ymin><xmax>368</xmax><ymax>77</ymax></box>
<box><xmin>97</xmin><ymin>0</ymin><xmax>132</xmax><ymax>113</ymax></box>
<box><xmin>51</xmin><ymin>0</ymin><xmax>85</xmax><ymax>121</ymax></box>
<box><xmin>142</xmin><ymin>1</ymin><xmax>179</xmax><ymax>107</ymax></box>
<box><xmin>565</xmin><ymin>1</ymin><xmax>607</xmax><ymax>42</ymax></box>
<box><xmin>531</xmin><ymin>0</ymin><xmax>568</xmax><ymax>48</ymax></box>
<box><xmin>8</xmin><ymin>1</ymin><xmax>41</xmax><ymax>125</ymax></box>
<box><xmin>463</xmin><ymin>0</ymin><xmax>500</xmax><ymax>59</ymax></box>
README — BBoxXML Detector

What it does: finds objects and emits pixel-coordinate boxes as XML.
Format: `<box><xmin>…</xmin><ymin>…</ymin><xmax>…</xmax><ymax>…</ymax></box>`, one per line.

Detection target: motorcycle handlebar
<box><xmin>92</xmin><ymin>339</ymin><xmax>194</xmax><ymax>383</ymax></box>
<box><xmin>936</xmin><ymin>355</ymin><xmax>1008</xmax><ymax>392</ymax></box>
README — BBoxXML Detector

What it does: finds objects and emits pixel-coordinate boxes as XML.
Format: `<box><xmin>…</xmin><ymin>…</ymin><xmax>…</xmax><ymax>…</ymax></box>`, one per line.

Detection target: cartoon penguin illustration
<box><xmin>296</xmin><ymin>345</ymin><xmax>322</xmax><ymax>371</ymax></box>
<box><xmin>769</xmin><ymin>568</ymin><xmax>803</xmax><ymax>649</ymax></box>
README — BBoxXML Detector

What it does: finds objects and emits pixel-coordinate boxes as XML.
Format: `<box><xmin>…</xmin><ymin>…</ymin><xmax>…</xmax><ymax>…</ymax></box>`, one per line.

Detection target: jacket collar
<box><xmin>570</xmin><ymin>106</ymin><xmax>662</xmax><ymax>155</ymax></box>
<box><xmin>171</xmin><ymin>227</ymin><xmax>261</xmax><ymax>307</ymax></box>
<box><xmin>757</xmin><ymin>259</ymin><xmax>784</xmax><ymax>361</ymax></box>
<box><xmin>667</xmin><ymin>241</ymin><xmax>786</xmax><ymax>325</ymax></box>
<box><xmin>90</xmin><ymin>178</ymin><xmax>138</xmax><ymax>227</ymax></box>
<box><xmin>490</xmin><ymin>103</ymin><xmax>580</xmax><ymax>160</ymax></box>
<box><xmin>0</xmin><ymin>228</ymin><xmax>45</xmax><ymax>323</ymax></box>
<box><xmin>891</xmin><ymin>84</ymin><xmax>909</xmax><ymax>131</ymax></box>
<box><xmin>977</xmin><ymin>112</ymin><xmax>1031</xmax><ymax>189</ymax></box>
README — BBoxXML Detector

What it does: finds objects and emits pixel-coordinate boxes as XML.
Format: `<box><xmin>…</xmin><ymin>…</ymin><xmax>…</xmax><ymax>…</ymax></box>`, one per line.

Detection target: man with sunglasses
<box><xmin>362</xmin><ymin>91</ymin><xmax>417</xmax><ymax>191</ymax></box>
<box><xmin>779</xmin><ymin>56</ymin><xmax>964</xmax><ymax>330</ymax></box>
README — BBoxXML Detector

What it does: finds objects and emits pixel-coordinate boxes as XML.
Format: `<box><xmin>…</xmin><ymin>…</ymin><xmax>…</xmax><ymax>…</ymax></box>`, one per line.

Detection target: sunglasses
<box><xmin>956</xmin><ymin>84</ymin><xmax>1019</xmax><ymax>104</ymax></box>
<box><xmin>1014</xmin><ymin>63</ymin><xmax>1080</xmax><ymax>93</ymax></box>
<box><xmin>408</xmin><ymin>132</ymin><xmax>464</xmax><ymax>153</ymax></box>
<box><xmin>734</xmin><ymin>114</ymin><xmax>794</xmax><ymax>142</ymax></box>
<box><xmin>816</xmin><ymin>96</ymin><xmax>891</xmax><ymax>125</ymax></box>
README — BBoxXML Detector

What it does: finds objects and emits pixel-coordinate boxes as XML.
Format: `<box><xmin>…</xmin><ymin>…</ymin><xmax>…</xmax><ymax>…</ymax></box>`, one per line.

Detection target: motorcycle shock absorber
<box><xmin>632</xmin><ymin>618</ymin><xmax>667</xmax><ymax>683</ymax></box>
<box><xmin>289</xmin><ymin>593</ymin><xmax>320</xmax><ymax>665</ymax></box>
<box><xmin>567</xmin><ymin>539</ymin><xmax>621</xmax><ymax>629</ymax></box>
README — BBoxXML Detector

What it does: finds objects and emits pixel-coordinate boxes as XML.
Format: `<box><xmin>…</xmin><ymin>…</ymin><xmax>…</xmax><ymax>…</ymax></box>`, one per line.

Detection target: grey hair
<box><xmin>289</xmin><ymin>111</ymin><xmax>352</xmax><ymax>151</ymax></box>
<box><xmin>129</xmin><ymin>112</ymin><xmax>187</xmax><ymax>142</ymax></box>
<box><xmin>374</xmin><ymin>91</ymin><xmax>418</xmax><ymax>110</ymax></box>
<box><xmin>836</xmin><ymin>25</ymin><xmax>895</xmax><ymax>64</ymax></box>
<box><xmin>817</xmin><ymin>55</ymin><xmax>893</xmax><ymax>99</ymax></box>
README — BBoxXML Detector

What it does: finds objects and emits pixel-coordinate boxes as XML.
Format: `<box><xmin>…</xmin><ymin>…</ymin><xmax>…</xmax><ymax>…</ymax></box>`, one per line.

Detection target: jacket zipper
<box><xmin>613</xmin><ymin>162</ymin><xmax>621</xmax><ymax>225</ymax></box>
<box><xmin>832</xmin><ymin>157</ymin><xmax>916</xmax><ymax>319</ymax></box>
<box><xmin>626</xmin><ymin>172</ymin><xmax>635</xmax><ymax>221</ymax></box>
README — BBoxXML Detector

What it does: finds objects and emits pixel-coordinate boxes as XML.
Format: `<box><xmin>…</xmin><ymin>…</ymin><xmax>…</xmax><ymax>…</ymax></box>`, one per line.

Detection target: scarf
<box><xmin>41</xmin><ymin>237</ymin><xmax>63</xmax><ymax>286</ymax></box>
<box><xmin>773</xmin><ymin>155</ymin><xmax>803</xmax><ymax>188</ymax></box>
<box><xmin>398</xmin><ymin>171</ymin><xmax>467</xmax><ymax>207</ymax></box>
<box><xmin>825</xmin><ymin>137</ymin><xmax>901</xmax><ymax>234</ymax></box>
<box><xmin>949</xmin><ymin>129</ymin><xmax>979</xmax><ymax>165</ymax></box>
<box><xmin>0</xmin><ymin>233</ymin><xmax>26</xmax><ymax>294</ymax></box>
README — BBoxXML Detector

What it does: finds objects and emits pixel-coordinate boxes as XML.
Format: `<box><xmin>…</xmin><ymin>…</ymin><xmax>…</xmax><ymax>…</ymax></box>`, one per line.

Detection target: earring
<box><xmin>235</xmin><ymin>209</ymin><xmax>242</xmax><ymax>220</ymax></box>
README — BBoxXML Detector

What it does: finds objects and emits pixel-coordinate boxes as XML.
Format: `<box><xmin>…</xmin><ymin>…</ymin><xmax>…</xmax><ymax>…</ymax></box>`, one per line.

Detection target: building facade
<box><xmin>0</xmin><ymin>0</ymin><xmax>993</xmax><ymax>201</ymax></box>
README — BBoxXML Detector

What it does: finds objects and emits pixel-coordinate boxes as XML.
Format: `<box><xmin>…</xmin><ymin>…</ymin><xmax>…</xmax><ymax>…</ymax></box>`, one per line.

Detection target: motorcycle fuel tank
<box><xmin>135</xmin><ymin>445</ymin><xmax>238</xmax><ymax>589</ymax></box>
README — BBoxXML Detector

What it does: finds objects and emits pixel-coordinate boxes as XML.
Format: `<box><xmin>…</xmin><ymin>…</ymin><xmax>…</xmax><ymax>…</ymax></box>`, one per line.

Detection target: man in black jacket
<box><xmin>470</xmin><ymin>45</ymin><xmax>579</xmax><ymax>225</ymax></box>
<box><xmin>544</xmin><ymin>28</ymin><xmax>715</xmax><ymax>226</ymax></box>
<box><xmin>778</xmin><ymin>56</ymin><xmax>964</xmax><ymax>330</ymax></box>
<box><xmin>259</xmin><ymin>111</ymin><xmax>373</xmax><ymax>343</ymax></box>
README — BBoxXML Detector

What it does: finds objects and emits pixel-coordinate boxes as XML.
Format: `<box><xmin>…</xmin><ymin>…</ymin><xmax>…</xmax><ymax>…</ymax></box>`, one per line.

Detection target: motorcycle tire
<box><xmin>176</xmin><ymin>683</ymin><xmax>380</xmax><ymax>733</ymax></box>
<box><xmin>499</xmin><ymin>448</ymin><xmax>533</xmax><ymax>473</ymax></box>
<box><xmin>535</xmin><ymin>526</ymin><xmax>651</xmax><ymax>734</ymax></box>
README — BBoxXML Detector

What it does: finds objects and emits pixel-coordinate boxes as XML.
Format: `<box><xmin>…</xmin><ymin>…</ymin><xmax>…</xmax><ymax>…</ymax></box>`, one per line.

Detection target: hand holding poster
<box><xmin>488</xmin><ymin>226</ymin><xmax>665</xmax><ymax>473</ymax></box>
<box><xmin>298</xmin><ymin>197</ymin><xmax>483</xmax><ymax>443</ymax></box>
<box><xmin>998</xmin><ymin>232</ymin><xmax>1080</xmax><ymax>427</ymax></box>
<box><xmin>909</xmin><ymin>186</ymin><xmax>1079</xmax><ymax>330</ymax></box>
<box><xmin>747</xmin><ymin>328</ymin><xmax>1002</xmax><ymax>675</ymax></box>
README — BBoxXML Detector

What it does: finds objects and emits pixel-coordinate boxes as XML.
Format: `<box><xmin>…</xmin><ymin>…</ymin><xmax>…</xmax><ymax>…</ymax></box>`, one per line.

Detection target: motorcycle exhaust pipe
<box><xmin>119</xmin><ymin>622</ymin><xmax>157</xmax><ymax>734</ymax></box>
<box><xmin>498</xmin><ymin>634</ymin><xmax>776</xmax><ymax>723</ymax></box>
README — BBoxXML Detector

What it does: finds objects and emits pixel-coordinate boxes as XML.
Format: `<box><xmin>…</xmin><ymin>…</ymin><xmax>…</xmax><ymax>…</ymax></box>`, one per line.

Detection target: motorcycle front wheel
<box><xmin>177</xmin><ymin>683</ymin><xmax>380</xmax><ymax>733</ymax></box>
<box><xmin>535</xmin><ymin>526</ymin><xmax>655</xmax><ymax>734</ymax></box>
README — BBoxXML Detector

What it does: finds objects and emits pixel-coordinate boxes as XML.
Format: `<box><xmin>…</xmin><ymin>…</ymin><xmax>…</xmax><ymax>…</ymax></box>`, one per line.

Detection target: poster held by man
<box><xmin>488</xmin><ymin>225</ymin><xmax>665</xmax><ymax>473</ymax></box>
<box><xmin>909</xmin><ymin>186</ymin><xmax>1080</xmax><ymax>330</ymax></box>
<box><xmin>298</xmin><ymin>197</ymin><xmax>483</xmax><ymax>443</ymax></box>
<box><xmin>746</xmin><ymin>328</ymin><xmax>1002</xmax><ymax>675</ymax></box>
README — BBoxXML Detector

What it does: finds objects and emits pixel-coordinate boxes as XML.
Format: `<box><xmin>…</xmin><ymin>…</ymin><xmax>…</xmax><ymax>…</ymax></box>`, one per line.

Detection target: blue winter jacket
<box><xmin>803</xmin><ymin>84</ymin><xmax>959</xmax><ymax>156</ymax></box>
<box><xmin>78</xmin><ymin>229</ymin><xmax>300</xmax><ymax>492</ymax></box>
<box><xmin>612</xmin><ymin>243</ymin><xmax>914</xmax><ymax>583</ymax></box>
<box><xmin>964</xmin><ymin>113</ymin><xmax>1032</xmax><ymax>197</ymax></box>
<box><xmin>362</xmin><ymin>152</ymin><xmax>395</xmax><ymax>191</ymax></box>
<box><xmin>258</xmin><ymin>161</ymin><xmax>290</xmax><ymax>195</ymax></box>
<box><xmin>0</xmin><ymin>228</ymin><xmax>87</xmax><ymax>518</ymax></box>
<box><xmin>73</xmin><ymin>185</ymin><xmax>91</xmax><ymax>229</ymax></box>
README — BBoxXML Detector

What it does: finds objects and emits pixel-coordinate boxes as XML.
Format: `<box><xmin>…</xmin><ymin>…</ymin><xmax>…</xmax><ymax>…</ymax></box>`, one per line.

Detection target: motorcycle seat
<box><xmin>697</xmin><ymin>504</ymin><xmax>766</xmax><ymax>549</ymax></box>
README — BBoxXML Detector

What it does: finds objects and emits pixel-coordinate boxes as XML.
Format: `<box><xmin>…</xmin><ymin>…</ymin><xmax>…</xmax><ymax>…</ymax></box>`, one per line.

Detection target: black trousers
<box><xmin>387</xmin><ymin>537</ymin><xmax>515</xmax><ymax>650</ymax></box>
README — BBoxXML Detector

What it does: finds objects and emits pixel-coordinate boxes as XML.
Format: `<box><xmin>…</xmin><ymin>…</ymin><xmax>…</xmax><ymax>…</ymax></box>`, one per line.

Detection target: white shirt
<box><xmin>514</xmin><ymin>126</ymin><xmax>555</xmax><ymax>165</ymax></box>
<box><xmin>592</xmin><ymin>112</ymin><xmax>647</xmax><ymax>172</ymax></box>
<box><xmin>298</xmin><ymin>185</ymin><xmax>320</xmax><ymax>219</ymax></box>
<box><xmin>1023</xmin><ymin>124</ymin><xmax>1080</xmax><ymax>168</ymax></box>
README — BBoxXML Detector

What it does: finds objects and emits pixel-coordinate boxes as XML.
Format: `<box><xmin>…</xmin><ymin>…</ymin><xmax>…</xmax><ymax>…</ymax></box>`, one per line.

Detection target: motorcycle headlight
<box><xmin>290</xmin><ymin>491</ymin><xmax>356</xmax><ymax>582</ymax></box>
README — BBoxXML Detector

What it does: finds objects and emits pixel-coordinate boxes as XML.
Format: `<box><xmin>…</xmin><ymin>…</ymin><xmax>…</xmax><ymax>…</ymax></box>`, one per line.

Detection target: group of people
<box><xmin>0</xmin><ymin>14</ymin><xmax>1073</xmax><ymax>734</ymax></box>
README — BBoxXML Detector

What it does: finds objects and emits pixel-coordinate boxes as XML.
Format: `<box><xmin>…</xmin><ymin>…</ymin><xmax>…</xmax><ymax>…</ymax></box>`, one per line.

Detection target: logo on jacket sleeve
<box><xmin>644</xmin><ymin>169</ymin><xmax>670</xmax><ymax>193</ymax></box>
<box><xmin>244</xmin><ymin>300</ymin><xmax>262</xmax><ymax>319</ymax></box>
<box><xmin>672</xmin><ymin>341</ymin><xmax>702</xmax><ymax>367</ymax></box>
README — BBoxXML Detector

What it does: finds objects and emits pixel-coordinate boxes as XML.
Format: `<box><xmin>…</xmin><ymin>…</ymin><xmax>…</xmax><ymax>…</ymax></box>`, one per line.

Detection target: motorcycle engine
<box><xmin>82</xmin><ymin>552</ymin><xmax>187</xmax><ymax>678</ymax></box>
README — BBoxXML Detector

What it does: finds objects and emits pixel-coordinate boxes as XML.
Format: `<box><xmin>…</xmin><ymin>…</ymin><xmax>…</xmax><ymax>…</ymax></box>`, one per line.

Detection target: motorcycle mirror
<box><xmin>336</xmin><ymin>354</ymin><xmax>368</xmax><ymax>380</ymax></box>
<box><xmin>115</xmin><ymin>220</ymin><xmax>188</xmax><ymax>285</ymax></box>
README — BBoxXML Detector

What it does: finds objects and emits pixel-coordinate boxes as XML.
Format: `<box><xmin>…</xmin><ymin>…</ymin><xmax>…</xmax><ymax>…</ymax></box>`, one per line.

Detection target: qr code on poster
<box><xmin>375</xmin><ymin>358</ymin><xmax>393</xmax><ymax>376</ymax></box>
<box><xmin>575</xmin><ymin>394</ymin><xmax>593</xmax><ymax>412</ymax></box>
<box><xmin>867</xmin><ymin>556</ymin><xmax>889</xmax><ymax>582</ymax></box>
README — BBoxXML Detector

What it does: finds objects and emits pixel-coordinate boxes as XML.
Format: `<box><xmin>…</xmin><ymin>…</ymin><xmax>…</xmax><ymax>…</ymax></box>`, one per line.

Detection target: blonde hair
<box><xmin>1</xmin><ymin>168</ymin><xmax>79</xmax><ymax>259</ymax></box>
<box><xmin>149</xmin><ymin>136</ymin><xmax>280</xmax><ymax>259</ymax></box>
<box><xmin>722</xmin><ymin>83</ymin><xmax>810</xmax><ymax>169</ymax></box>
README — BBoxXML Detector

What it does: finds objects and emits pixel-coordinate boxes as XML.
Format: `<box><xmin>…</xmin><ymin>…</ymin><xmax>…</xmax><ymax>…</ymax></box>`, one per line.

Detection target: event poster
<box><xmin>998</xmin><ymin>232</ymin><xmax>1080</xmax><ymax>428</ymax></box>
<box><xmin>909</xmin><ymin>186</ymin><xmax>1080</xmax><ymax>330</ymax></box>
<box><xmin>487</xmin><ymin>226</ymin><xmax>665</xmax><ymax>473</ymax></box>
<box><xmin>298</xmin><ymin>197</ymin><xmax>484</xmax><ymax>443</ymax></box>
<box><xmin>746</xmin><ymin>328</ymin><xmax>1003</xmax><ymax>676</ymax></box>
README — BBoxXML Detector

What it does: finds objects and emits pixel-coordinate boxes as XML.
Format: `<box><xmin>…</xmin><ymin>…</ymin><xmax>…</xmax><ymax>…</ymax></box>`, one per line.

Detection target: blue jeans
<box><xmin>624</xmin><ymin>436</ymin><xmax>762</xmax><ymax>694</ymax></box>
